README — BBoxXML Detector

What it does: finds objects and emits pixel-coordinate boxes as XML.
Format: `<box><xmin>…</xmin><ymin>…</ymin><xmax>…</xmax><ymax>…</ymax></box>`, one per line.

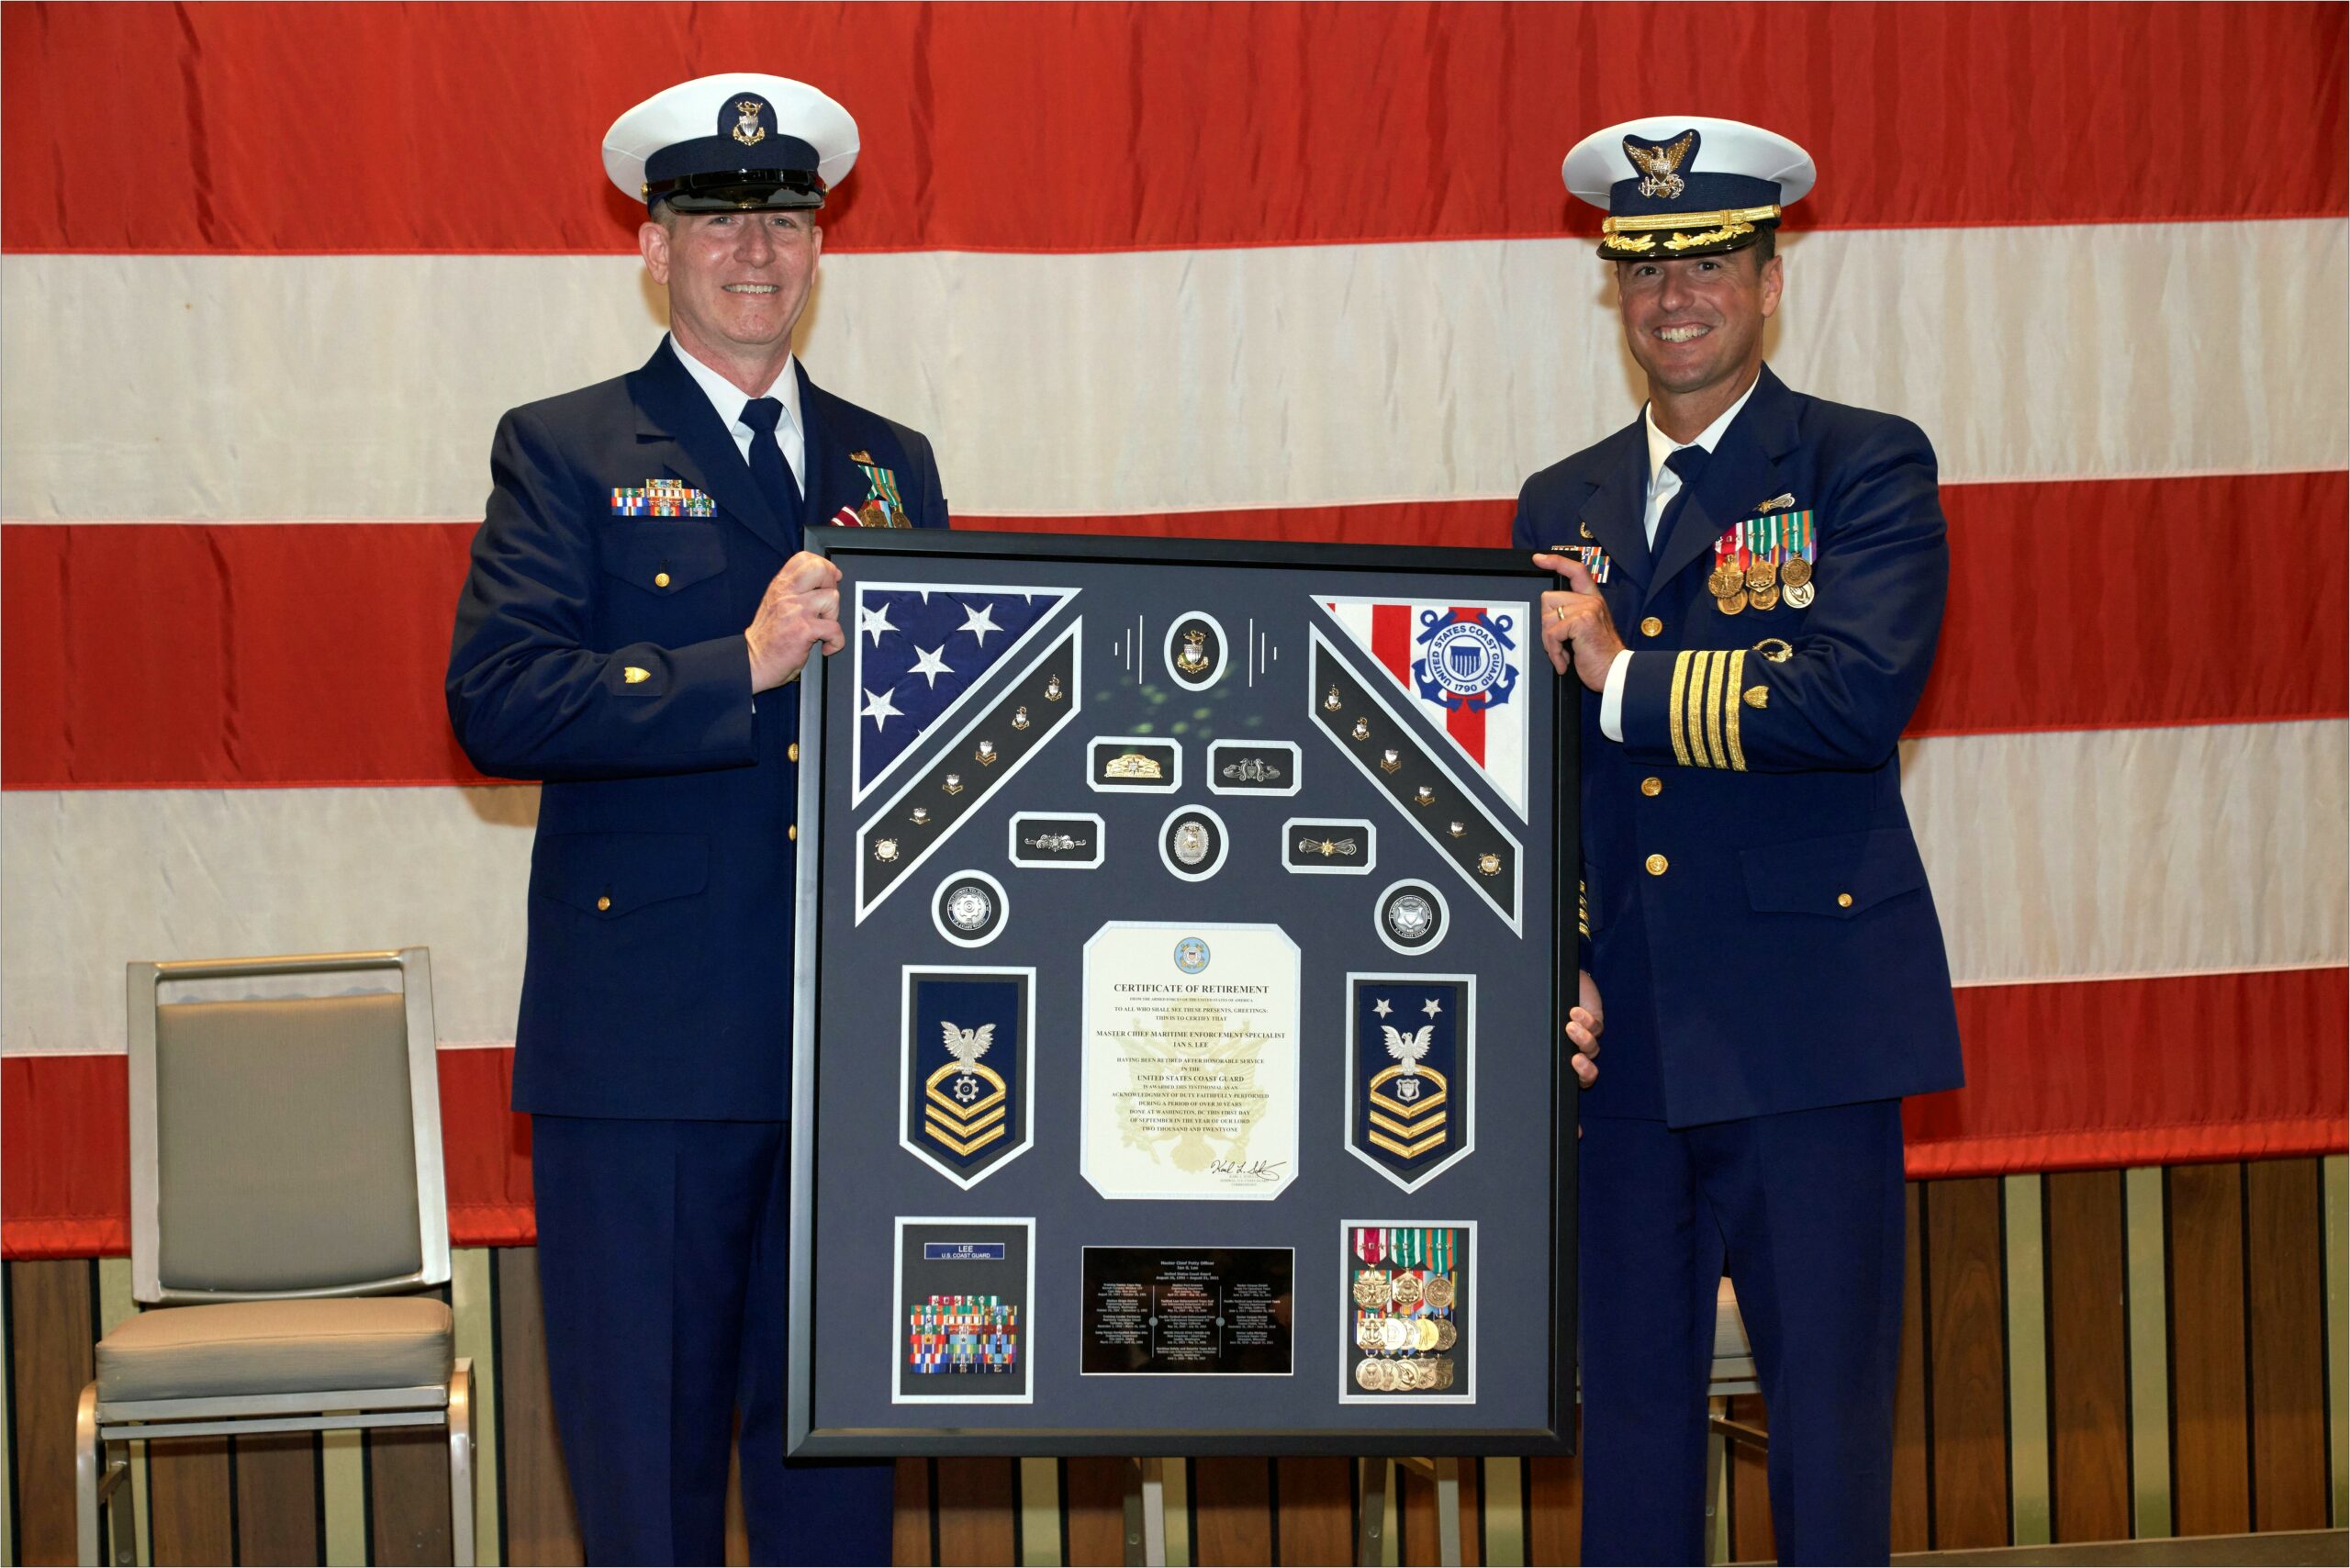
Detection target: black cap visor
<box><xmin>651</xmin><ymin>168</ymin><xmax>827</xmax><ymax>213</ymax></box>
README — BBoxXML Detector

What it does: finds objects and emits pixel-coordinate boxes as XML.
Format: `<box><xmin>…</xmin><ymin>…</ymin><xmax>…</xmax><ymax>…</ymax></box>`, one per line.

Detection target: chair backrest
<box><xmin>126</xmin><ymin>948</ymin><xmax>450</xmax><ymax>1305</ymax></box>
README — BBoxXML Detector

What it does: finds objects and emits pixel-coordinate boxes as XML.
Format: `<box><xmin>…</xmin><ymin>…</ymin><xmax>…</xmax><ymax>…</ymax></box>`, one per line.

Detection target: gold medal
<box><xmin>1390</xmin><ymin>1272</ymin><xmax>1424</xmax><ymax>1309</ymax></box>
<box><xmin>1356</xmin><ymin>1316</ymin><xmax>1384</xmax><ymax>1352</ymax></box>
<box><xmin>1784</xmin><ymin>581</ymin><xmax>1815</xmax><ymax>609</ymax></box>
<box><xmin>1423</xmin><ymin>1274</ymin><xmax>1455</xmax><ymax>1310</ymax></box>
<box><xmin>1355</xmin><ymin>1357</ymin><xmax>1382</xmax><ymax>1390</ymax></box>
<box><xmin>1433</xmin><ymin>1358</ymin><xmax>1455</xmax><ymax>1389</ymax></box>
<box><xmin>1707</xmin><ymin>566</ymin><xmax>1742</xmax><ymax>598</ymax></box>
<box><xmin>1433</xmin><ymin>1317</ymin><xmax>1458</xmax><ymax>1350</ymax></box>
<box><xmin>1416</xmin><ymin>1317</ymin><xmax>1440</xmax><ymax>1351</ymax></box>
<box><xmin>1380</xmin><ymin>1317</ymin><xmax>1411</xmax><ymax>1352</ymax></box>
<box><xmin>1716</xmin><ymin>588</ymin><xmax>1748</xmax><ymax>615</ymax></box>
<box><xmin>1750</xmin><ymin>584</ymin><xmax>1781</xmax><ymax>611</ymax></box>
<box><xmin>1354</xmin><ymin>1270</ymin><xmax>1391</xmax><ymax>1309</ymax></box>
<box><xmin>1780</xmin><ymin>555</ymin><xmax>1812</xmax><ymax>588</ymax></box>
<box><xmin>1746</xmin><ymin>559</ymin><xmax>1778</xmax><ymax>592</ymax></box>
<box><xmin>1398</xmin><ymin>1360</ymin><xmax>1426</xmax><ymax>1391</ymax></box>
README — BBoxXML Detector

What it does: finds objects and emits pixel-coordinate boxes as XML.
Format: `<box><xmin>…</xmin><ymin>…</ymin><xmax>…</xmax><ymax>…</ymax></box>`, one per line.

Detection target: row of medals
<box><xmin>1352</xmin><ymin>1267</ymin><xmax>1459</xmax><ymax>1391</ymax></box>
<box><xmin>1709</xmin><ymin>552</ymin><xmax>1814</xmax><ymax>615</ymax></box>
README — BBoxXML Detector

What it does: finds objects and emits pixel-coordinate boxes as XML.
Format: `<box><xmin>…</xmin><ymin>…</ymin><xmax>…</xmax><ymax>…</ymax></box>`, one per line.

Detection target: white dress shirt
<box><xmin>1597</xmin><ymin>375</ymin><xmax>1762</xmax><ymax>740</ymax></box>
<box><xmin>668</xmin><ymin>337</ymin><xmax>807</xmax><ymax>498</ymax></box>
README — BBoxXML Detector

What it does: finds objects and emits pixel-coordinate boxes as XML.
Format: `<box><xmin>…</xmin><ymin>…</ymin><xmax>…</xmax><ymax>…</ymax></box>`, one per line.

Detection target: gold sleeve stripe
<box><xmin>1700</xmin><ymin>649</ymin><xmax>1729</xmax><ymax>769</ymax></box>
<box><xmin>1722</xmin><ymin>649</ymin><xmax>1749</xmax><ymax>772</ymax></box>
<box><xmin>1666</xmin><ymin>652</ymin><xmax>1694</xmax><ymax>767</ymax></box>
<box><xmin>1686</xmin><ymin>651</ymin><xmax>1716</xmax><ymax>767</ymax></box>
<box><xmin>1578</xmin><ymin>878</ymin><xmax>1590</xmax><ymax>939</ymax></box>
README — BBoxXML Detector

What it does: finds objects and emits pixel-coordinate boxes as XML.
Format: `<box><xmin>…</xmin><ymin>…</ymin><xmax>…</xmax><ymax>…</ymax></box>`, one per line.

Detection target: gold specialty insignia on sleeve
<box><xmin>622</xmin><ymin>666</ymin><xmax>651</xmax><ymax>685</ymax></box>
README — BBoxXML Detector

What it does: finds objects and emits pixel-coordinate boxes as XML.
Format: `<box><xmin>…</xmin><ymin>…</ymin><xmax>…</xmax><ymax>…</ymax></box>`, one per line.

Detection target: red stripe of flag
<box><xmin>5</xmin><ymin>471</ymin><xmax>2343</xmax><ymax>790</ymax></box>
<box><xmin>6</xmin><ymin>3</ymin><xmax>2341</xmax><ymax>255</ymax></box>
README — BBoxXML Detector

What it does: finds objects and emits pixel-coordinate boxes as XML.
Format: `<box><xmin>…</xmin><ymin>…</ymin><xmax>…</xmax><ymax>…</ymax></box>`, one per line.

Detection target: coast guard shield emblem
<box><xmin>901</xmin><ymin>968</ymin><xmax>1035</xmax><ymax>1189</ymax></box>
<box><xmin>1345</xmin><ymin>975</ymin><xmax>1474</xmax><ymax>1192</ymax></box>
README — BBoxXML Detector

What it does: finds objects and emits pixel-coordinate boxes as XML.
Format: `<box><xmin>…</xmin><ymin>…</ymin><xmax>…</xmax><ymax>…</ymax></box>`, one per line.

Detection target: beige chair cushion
<box><xmin>97</xmin><ymin>1297</ymin><xmax>453</xmax><ymax>1403</ymax></box>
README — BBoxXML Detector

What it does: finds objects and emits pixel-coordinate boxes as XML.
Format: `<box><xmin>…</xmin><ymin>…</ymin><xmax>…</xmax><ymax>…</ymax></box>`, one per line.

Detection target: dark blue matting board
<box><xmin>788</xmin><ymin>530</ymin><xmax>1577</xmax><ymax>1456</ymax></box>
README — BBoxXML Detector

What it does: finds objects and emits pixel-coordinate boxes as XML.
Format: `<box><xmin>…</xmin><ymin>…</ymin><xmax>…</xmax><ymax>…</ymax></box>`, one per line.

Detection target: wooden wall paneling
<box><xmin>2044</xmin><ymin>1170</ymin><xmax>2131</xmax><ymax>1542</ymax></box>
<box><xmin>1724</xmin><ymin>1394</ymin><xmax>1773</xmax><ymax>1563</ymax></box>
<box><xmin>891</xmin><ymin>1458</ymin><xmax>933</xmax><ymax>1567</ymax></box>
<box><xmin>1059</xmin><ymin>1458</ymin><xmax>1126</xmax><ymax>1567</ymax></box>
<box><xmin>933</xmin><ymin>1458</ymin><xmax>1017</xmax><ymax>1566</ymax></box>
<box><xmin>2124</xmin><ymin>1166</ymin><xmax>2173</xmax><ymax>1539</ymax></box>
<box><xmin>2245</xmin><ymin>1159</ymin><xmax>2329</xmax><ymax>1530</ymax></box>
<box><xmin>232</xmin><ymin>1436</ymin><xmax>319</xmax><ymax>1567</ymax></box>
<box><xmin>1017</xmin><ymin>1457</ymin><xmax>1059</xmax><ymax>1566</ymax></box>
<box><xmin>2165</xmin><ymin>1162</ymin><xmax>2250</xmax><ymax>1536</ymax></box>
<box><xmin>490</xmin><ymin>1249</ymin><xmax>583</xmax><ymax>1566</ymax></box>
<box><xmin>144</xmin><ymin>1437</ymin><xmax>231</xmax><ymax>1567</ymax></box>
<box><xmin>2003</xmin><ymin>1175</ymin><xmax>2052</xmax><ymax>1546</ymax></box>
<box><xmin>1890</xmin><ymin>1181</ymin><xmax>1930</xmax><ymax>1554</ymax></box>
<box><xmin>722</xmin><ymin>1428</ymin><xmax>747</xmax><ymax>1567</ymax></box>
<box><xmin>1926</xmin><ymin>1177</ymin><xmax>2010</xmax><ymax>1549</ymax></box>
<box><xmin>1188</xmin><ymin>1458</ymin><xmax>1271</xmax><ymax>1567</ymax></box>
<box><xmin>366</xmin><ymin>1427</ymin><xmax>453</xmax><ymax>1566</ymax></box>
<box><xmin>448</xmin><ymin>1248</ymin><xmax>502</xmax><ymax>1566</ymax></box>
<box><xmin>2327</xmin><ymin>1154</ymin><xmax>2347</xmax><ymax>1529</ymax></box>
<box><xmin>1273</xmin><ymin>1457</ymin><xmax>1351</xmax><ymax>1566</ymax></box>
<box><xmin>1523</xmin><ymin>1451</ymin><xmax>1579</xmax><ymax>1565</ymax></box>
<box><xmin>9</xmin><ymin>1260</ymin><xmax>96</xmax><ymax>1567</ymax></box>
<box><xmin>1396</xmin><ymin>1457</ymin><xmax>1478</xmax><ymax>1566</ymax></box>
<box><xmin>3</xmin><ymin>1259</ymin><xmax>15</xmax><ymax>1568</ymax></box>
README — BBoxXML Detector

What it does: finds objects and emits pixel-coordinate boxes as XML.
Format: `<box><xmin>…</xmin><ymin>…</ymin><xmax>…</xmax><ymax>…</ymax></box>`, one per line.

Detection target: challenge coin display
<box><xmin>1340</xmin><ymin>1223</ymin><xmax>1472</xmax><ymax>1404</ymax></box>
<box><xmin>1080</xmin><ymin>1247</ymin><xmax>1292</xmax><ymax>1375</ymax></box>
<box><xmin>794</xmin><ymin>532</ymin><xmax>1572</xmax><ymax>1457</ymax></box>
<box><xmin>893</xmin><ymin>1218</ymin><xmax>1035</xmax><ymax>1404</ymax></box>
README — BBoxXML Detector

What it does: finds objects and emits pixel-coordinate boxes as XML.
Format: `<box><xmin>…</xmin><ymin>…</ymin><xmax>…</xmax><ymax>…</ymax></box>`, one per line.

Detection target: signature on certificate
<box><xmin>1208</xmin><ymin>1158</ymin><xmax>1288</xmax><ymax>1184</ymax></box>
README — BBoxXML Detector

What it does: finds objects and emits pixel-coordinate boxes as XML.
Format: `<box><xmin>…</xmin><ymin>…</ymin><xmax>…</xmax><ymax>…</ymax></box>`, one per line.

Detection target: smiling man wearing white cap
<box><xmin>1516</xmin><ymin>119</ymin><xmax>1963</xmax><ymax>1562</ymax></box>
<box><xmin>447</xmin><ymin>73</ymin><xmax>945</xmax><ymax>1565</ymax></box>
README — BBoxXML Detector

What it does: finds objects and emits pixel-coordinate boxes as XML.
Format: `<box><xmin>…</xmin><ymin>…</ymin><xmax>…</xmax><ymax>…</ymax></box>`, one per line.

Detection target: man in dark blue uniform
<box><xmin>447</xmin><ymin>73</ymin><xmax>946</xmax><ymax>1566</ymax></box>
<box><xmin>1516</xmin><ymin>118</ymin><xmax>1964</xmax><ymax>1564</ymax></box>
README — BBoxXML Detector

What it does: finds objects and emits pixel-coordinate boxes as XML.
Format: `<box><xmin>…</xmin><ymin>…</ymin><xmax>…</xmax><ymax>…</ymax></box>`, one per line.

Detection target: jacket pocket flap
<box><xmin>1741</xmin><ymin>827</ymin><xmax>1925</xmax><ymax>919</ymax></box>
<box><xmin>599</xmin><ymin>525</ymin><xmax>728</xmax><ymax>594</ymax></box>
<box><xmin>531</xmin><ymin>833</ymin><xmax>709</xmax><ymax>916</ymax></box>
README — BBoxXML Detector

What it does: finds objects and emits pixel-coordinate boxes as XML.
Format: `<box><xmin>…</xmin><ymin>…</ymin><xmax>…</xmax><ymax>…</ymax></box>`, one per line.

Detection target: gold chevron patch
<box><xmin>923</xmin><ymin>1062</ymin><xmax>1009</xmax><ymax>1155</ymax></box>
<box><xmin>1365</xmin><ymin>1066</ymin><xmax>1449</xmax><ymax>1156</ymax></box>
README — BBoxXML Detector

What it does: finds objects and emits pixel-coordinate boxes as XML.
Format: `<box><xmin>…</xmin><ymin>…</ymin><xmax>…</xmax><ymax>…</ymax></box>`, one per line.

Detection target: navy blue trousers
<box><xmin>1578</xmin><ymin>1102</ymin><xmax>1907</xmax><ymax>1566</ymax></box>
<box><xmin>532</xmin><ymin>1115</ymin><xmax>895</xmax><ymax>1566</ymax></box>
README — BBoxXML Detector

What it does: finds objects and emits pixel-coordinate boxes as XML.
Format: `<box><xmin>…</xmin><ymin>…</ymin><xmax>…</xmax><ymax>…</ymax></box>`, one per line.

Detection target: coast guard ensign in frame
<box><xmin>789</xmin><ymin>529</ymin><xmax>1580</xmax><ymax>1456</ymax></box>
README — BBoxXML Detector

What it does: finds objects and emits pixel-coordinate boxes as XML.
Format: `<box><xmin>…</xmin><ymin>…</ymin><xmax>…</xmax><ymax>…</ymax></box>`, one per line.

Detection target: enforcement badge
<box><xmin>1159</xmin><ymin>805</ymin><xmax>1228</xmax><ymax>880</ymax></box>
<box><xmin>901</xmin><ymin>968</ymin><xmax>1034</xmax><ymax>1188</ymax></box>
<box><xmin>933</xmin><ymin>869</ymin><xmax>1009</xmax><ymax>948</ymax></box>
<box><xmin>731</xmin><ymin>97</ymin><xmax>768</xmax><ymax>148</ymax></box>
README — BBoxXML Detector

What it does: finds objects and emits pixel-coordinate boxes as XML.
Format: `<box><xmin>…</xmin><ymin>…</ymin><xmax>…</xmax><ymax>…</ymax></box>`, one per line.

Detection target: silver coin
<box><xmin>1172</xmin><ymin>821</ymin><xmax>1211</xmax><ymax>866</ymax></box>
<box><xmin>1385</xmin><ymin>892</ymin><xmax>1435</xmax><ymax>939</ymax></box>
<box><xmin>945</xmin><ymin>886</ymin><xmax>993</xmax><ymax>931</ymax></box>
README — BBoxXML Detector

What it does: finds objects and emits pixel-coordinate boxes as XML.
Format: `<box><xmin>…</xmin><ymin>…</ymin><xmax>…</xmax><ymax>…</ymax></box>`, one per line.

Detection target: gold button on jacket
<box><xmin>654</xmin><ymin>571</ymin><xmax>671</xmax><ymax>588</ymax></box>
<box><xmin>1639</xmin><ymin>777</ymin><xmax>1662</xmax><ymax>797</ymax></box>
<box><xmin>787</xmin><ymin>742</ymin><xmax>800</xmax><ymax>763</ymax></box>
<box><xmin>1645</xmin><ymin>854</ymin><xmax>1668</xmax><ymax>876</ymax></box>
<box><xmin>1639</xmin><ymin>616</ymin><xmax>1663</xmax><ymax>637</ymax></box>
<box><xmin>787</xmin><ymin>824</ymin><xmax>797</xmax><ymax>842</ymax></box>
<box><xmin>1837</xmin><ymin>893</ymin><xmax>1853</xmax><ymax>908</ymax></box>
<box><xmin>596</xmin><ymin>895</ymin><xmax>612</xmax><ymax>912</ymax></box>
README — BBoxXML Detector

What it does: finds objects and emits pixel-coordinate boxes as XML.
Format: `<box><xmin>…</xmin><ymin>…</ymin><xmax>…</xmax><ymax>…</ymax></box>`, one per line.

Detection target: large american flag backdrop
<box><xmin>3</xmin><ymin>3</ymin><xmax>2344</xmax><ymax>1256</ymax></box>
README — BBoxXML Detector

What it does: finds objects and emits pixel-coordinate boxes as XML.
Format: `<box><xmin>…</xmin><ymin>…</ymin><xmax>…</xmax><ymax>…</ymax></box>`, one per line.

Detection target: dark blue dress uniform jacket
<box><xmin>1512</xmin><ymin>364</ymin><xmax>1964</xmax><ymax>1126</ymax></box>
<box><xmin>447</xmin><ymin>339</ymin><xmax>947</xmax><ymax>1122</ymax></box>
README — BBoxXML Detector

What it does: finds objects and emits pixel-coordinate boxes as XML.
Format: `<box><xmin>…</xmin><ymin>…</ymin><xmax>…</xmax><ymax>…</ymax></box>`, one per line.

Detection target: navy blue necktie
<box><xmin>1652</xmin><ymin>442</ymin><xmax>1711</xmax><ymax>547</ymax></box>
<box><xmin>739</xmin><ymin>396</ymin><xmax>803</xmax><ymax>540</ymax></box>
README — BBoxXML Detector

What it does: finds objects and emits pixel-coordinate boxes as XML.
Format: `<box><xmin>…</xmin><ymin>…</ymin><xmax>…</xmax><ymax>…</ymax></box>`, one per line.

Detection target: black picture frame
<box><xmin>787</xmin><ymin>527</ymin><xmax>1580</xmax><ymax>1456</ymax></box>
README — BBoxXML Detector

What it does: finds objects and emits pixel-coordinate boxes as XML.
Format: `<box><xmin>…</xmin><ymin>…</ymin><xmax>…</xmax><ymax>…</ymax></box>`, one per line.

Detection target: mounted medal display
<box><xmin>793</xmin><ymin>528</ymin><xmax>1574</xmax><ymax>1458</ymax></box>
